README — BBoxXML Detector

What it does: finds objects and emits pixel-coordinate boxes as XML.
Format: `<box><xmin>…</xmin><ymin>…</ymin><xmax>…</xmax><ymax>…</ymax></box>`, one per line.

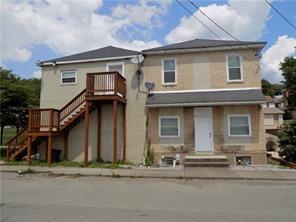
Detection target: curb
<box><xmin>2</xmin><ymin>170</ymin><xmax>296</xmax><ymax>181</ymax></box>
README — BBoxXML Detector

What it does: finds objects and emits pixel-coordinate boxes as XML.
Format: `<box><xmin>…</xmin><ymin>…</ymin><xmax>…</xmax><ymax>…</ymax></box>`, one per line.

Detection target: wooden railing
<box><xmin>28</xmin><ymin>109</ymin><xmax>60</xmax><ymax>133</ymax></box>
<box><xmin>86</xmin><ymin>72</ymin><xmax>126</xmax><ymax>98</ymax></box>
<box><xmin>5</xmin><ymin>127</ymin><xmax>27</xmax><ymax>147</ymax></box>
<box><xmin>60</xmin><ymin>89</ymin><xmax>86</xmax><ymax>122</ymax></box>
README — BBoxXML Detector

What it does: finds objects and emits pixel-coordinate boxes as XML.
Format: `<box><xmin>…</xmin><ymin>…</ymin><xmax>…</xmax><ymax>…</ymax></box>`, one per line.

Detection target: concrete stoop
<box><xmin>184</xmin><ymin>155</ymin><xmax>230</xmax><ymax>167</ymax></box>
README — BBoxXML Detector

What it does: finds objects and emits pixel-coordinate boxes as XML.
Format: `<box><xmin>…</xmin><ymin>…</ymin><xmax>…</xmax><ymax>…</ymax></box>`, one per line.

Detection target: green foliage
<box><xmin>0</xmin><ymin>67</ymin><xmax>41</xmax><ymax>144</ymax></box>
<box><xmin>280</xmin><ymin>56</ymin><xmax>296</xmax><ymax>108</ymax></box>
<box><xmin>261</xmin><ymin>79</ymin><xmax>283</xmax><ymax>97</ymax></box>
<box><xmin>266</xmin><ymin>137</ymin><xmax>277</xmax><ymax>152</ymax></box>
<box><xmin>145</xmin><ymin>149</ymin><xmax>154</xmax><ymax>166</ymax></box>
<box><xmin>278</xmin><ymin>120</ymin><xmax>296</xmax><ymax>163</ymax></box>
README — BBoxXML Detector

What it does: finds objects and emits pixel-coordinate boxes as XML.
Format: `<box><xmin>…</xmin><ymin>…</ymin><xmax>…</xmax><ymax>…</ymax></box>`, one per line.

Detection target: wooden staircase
<box><xmin>6</xmin><ymin>72</ymin><xmax>126</xmax><ymax>162</ymax></box>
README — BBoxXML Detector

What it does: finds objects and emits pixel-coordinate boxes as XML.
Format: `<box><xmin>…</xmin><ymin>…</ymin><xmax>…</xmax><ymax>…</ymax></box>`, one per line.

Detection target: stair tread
<box><xmin>185</xmin><ymin>155</ymin><xmax>227</xmax><ymax>159</ymax></box>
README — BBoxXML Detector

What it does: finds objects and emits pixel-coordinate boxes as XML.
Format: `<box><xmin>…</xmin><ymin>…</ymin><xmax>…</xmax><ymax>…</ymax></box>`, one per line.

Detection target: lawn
<box><xmin>1</xmin><ymin>127</ymin><xmax>17</xmax><ymax>145</ymax></box>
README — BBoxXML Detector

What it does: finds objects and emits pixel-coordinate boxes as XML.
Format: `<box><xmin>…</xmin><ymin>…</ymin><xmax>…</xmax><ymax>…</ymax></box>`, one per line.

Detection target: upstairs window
<box><xmin>61</xmin><ymin>70</ymin><xmax>77</xmax><ymax>85</ymax></box>
<box><xmin>107</xmin><ymin>63</ymin><xmax>124</xmax><ymax>76</ymax></box>
<box><xmin>227</xmin><ymin>55</ymin><xmax>243</xmax><ymax>81</ymax></box>
<box><xmin>159</xmin><ymin>116</ymin><xmax>180</xmax><ymax>137</ymax></box>
<box><xmin>162</xmin><ymin>58</ymin><xmax>177</xmax><ymax>84</ymax></box>
<box><xmin>228</xmin><ymin>115</ymin><xmax>251</xmax><ymax>137</ymax></box>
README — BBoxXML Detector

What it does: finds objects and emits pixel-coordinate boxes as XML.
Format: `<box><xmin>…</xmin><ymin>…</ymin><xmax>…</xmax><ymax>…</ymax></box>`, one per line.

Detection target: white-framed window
<box><xmin>60</xmin><ymin>70</ymin><xmax>77</xmax><ymax>85</ymax></box>
<box><xmin>159</xmin><ymin>116</ymin><xmax>180</xmax><ymax>137</ymax></box>
<box><xmin>107</xmin><ymin>62</ymin><xmax>124</xmax><ymax>76</ymax></box>
<box><xmin>162</xmin><ymin>58</ymin><xmax>177</xmax><ymax>85</ymax></box>
<box><xmin>228</xmin><ymin>114</ymin><xmax>251</xmax><ymax>137</ymax></box>
<box><xmin>226</xmin><ymin>54</ymin><xmax>243</xmax><ymax>81</ymax></box>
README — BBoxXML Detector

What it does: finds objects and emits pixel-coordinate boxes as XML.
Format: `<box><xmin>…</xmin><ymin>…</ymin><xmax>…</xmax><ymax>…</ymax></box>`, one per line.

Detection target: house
<box><xmin>262</xmin><ymin>96</ymin><xmax>284</xmax><ymax>132</ymax></box>
<box><xmin>6</xmin><ymin>38</ymin><xmax>268</xmax><ymax>166</ymax></box>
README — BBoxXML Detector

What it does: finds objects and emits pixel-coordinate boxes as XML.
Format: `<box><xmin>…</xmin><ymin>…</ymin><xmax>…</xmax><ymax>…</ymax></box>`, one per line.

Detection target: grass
<box><xmin>1</xmin><ymin>127</ymin><xmax>17</xmax><ymax>145</ymax></box>
<box><xmin>4</xmin><ymin>159</ymin><xmax>131</xmax><ymax>169</ymax></box>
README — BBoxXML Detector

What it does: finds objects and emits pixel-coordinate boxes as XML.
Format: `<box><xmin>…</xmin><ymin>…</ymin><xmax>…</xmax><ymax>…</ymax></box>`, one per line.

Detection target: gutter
<box><xmin>38</xmin><ymin>55</ymin><xmax>139</xmax><ymax>66</ymax></box>
<box><xmin>146</xmin><ymin>101</ymin><xmax>266</xmax><ymax>107</ymax></box>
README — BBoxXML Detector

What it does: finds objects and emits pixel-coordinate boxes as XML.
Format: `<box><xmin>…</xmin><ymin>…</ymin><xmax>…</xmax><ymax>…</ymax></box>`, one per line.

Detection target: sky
<box><xmin>1</xmin><ymin>0</ymin><xmax>296</xmax><ymax>83</ymax></box>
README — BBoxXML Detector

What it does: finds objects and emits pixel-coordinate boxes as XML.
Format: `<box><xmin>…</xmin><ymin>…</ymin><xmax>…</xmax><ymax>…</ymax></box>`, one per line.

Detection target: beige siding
<box><xmin>144</xmin><ymin>50</ymin><xmax>261</xmax><ymax>91</ymax></box>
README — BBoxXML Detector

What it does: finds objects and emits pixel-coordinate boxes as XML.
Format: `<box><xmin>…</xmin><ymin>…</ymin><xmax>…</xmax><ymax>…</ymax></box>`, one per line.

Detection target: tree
<box><xmin>261</xmin><ymin>79</ymin><xmax>283</xmax><ymax>97</ymax></box>
<box><xmin>278</xmin><ymin>120</ymin><xmax>296</xmax><ymax>163</ymax></box>
<box><xmin>280</xmin><ymin>56</ymin><xmax>296</xmax><ymax>108</ymax></box>
<box><xmin>0</xmin><ymin>67</ymin><xmax>41</xmax><ymax>144</ymax></box>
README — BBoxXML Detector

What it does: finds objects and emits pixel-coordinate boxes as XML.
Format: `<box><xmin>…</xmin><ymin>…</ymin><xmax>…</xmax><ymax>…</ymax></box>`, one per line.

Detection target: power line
<box><xmin>264</xmin><ymin>0</ymin><xmax>296</xmax><ymax>31</ymax></box>
<box><xmin>189</xmin><ymin>0</ymin><xmax>260</xmax><ymax>56</ymax></box>
<box><xmin>175</xmin><ymin>0</ymin><xmax>261</xmax><ymax>68</ymax></box>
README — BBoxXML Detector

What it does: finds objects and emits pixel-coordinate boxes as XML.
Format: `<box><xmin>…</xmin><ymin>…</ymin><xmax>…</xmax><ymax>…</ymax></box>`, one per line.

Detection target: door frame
<box><xmin>194</xmin><ymin>107</ymin><xmax>214</xmax><ymax>152</ymax></box>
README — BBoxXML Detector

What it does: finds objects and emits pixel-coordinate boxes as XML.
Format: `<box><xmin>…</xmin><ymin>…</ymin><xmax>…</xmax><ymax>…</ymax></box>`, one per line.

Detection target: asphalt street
<box><xmin>1</xmin><ymin>172</ymin><xmax>296</xmax><ymax>222</ymax></box>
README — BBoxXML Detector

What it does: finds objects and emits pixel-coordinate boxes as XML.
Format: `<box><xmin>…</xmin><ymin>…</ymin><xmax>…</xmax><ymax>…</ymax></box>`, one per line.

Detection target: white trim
<box><xmin>40</xmin><ymin>55</ymin><xmax>138</xmax><ymax>66</ymax></box>
<box><xmin>151</xmin><ymin>87</ymin><xmax>260</xmax><ymax>94</ymax></box>
<box><xmin>146</xmin><ymin>101</ymin><xmax>265</xmax><ymax>107</ymax></box>
<box><xmin>227</xmin><ymin>114</ymin><xmax>252</xmax><ymax>137</ymax></box>
<box><xmin>162</xmin><ymin>58</ymin><xmax>177</xmax><ymax>85</ymax></box>
<box><xmin>106</xmin><ymin>62</ymin><xmax>125</xmax><ymax>76</ymax></box>
<box><xmin>143</xmin><ymin>44</ymin><xmax>265</xmax><ymax>55</ymax></box>
<box><xmin>226</xmin><ymin>54</ymin><xmax>244</xmax><ymax>82</ymax></box>
<box><xmin>60</xmin><ymin>70</ymin><xmax>77</xmax><ymax>85</ymax></box>
<box><xmin>159</xmin><ymin>116</ymin><xmax>180</xmax><ymax>138</ymax></box>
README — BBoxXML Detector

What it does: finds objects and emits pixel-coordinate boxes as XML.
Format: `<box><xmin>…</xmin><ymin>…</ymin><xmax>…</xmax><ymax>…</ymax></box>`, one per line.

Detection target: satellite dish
<box><xmin>131</xmin><ymin>54</ymin><xmax>144</xmax><ymax>64</ymax></box>
<box><xmin>145</xmin><ymin>82</ymin><xmax>155</xmax><ymax>91</ymax></box>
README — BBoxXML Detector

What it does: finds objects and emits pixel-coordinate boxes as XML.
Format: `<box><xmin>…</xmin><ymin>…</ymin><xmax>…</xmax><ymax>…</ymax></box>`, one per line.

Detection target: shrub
<box><xmin>266</xmin><ymin>137</ymin><xmax>277</xmax><ymax>152</ymax></box>
<box><xmin>145</xmin><ymin>149</ymin><xmax>154</xmax><ymax>166</ymax></box>
<box><xmin>278</xmin><ymin>120</ymin><xmax>296</xmax><ymax>163</ymax></box>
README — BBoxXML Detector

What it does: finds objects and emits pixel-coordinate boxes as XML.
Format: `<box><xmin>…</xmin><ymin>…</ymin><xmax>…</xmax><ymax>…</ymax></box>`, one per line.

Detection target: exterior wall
<box><xmin>39</xmin><ymin>59</ymin><xmax>146</xmax><ymax>163</ymax></box>
<box><xmin>144</xmin><ymin>49</ymin><xmax>261</xmax><ymax>91</ymax></box>
<box><xmin>148</xmin><ymin>105</ymin><xmax>266</xmax><ymax>165</ymax></box>
<box><xmin>264</xmin><ymin>113</ymin><xmax>283</xmax><ymax>130</ymax></box>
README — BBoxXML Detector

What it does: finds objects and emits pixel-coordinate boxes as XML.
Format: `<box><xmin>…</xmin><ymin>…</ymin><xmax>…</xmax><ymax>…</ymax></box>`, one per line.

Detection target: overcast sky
<box><xmin>1</xmin><ymin>0</ymin><xmax>296</xmax><ymax>83</ymax></box>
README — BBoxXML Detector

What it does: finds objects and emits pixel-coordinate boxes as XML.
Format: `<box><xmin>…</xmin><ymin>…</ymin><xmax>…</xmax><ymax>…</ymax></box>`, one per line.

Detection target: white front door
<box><xmin>195</xmin><ymin>107</ymin><xmax>214</xmax><ymax>152</ymax></box>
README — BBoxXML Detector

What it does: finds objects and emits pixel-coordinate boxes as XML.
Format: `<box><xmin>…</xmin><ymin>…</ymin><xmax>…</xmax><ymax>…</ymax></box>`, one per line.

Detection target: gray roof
<box><xmin>263</xmin><ymin>107</ymin><xmax>284</xmax><ymax>114</ymax></box>
<box><xmin>142</xmin><ymin>39</ymin><xmax>266</xmax><ymax>53</ymax></box>
<box><xmin>40</xmin><ymin>46</ymin><xmax>139</xmax><ymax>64</ymax></box>
<box><xmin>146</xmin><ymin>89</ymin><xmax>265</xmax><ymax>107</ymax></box>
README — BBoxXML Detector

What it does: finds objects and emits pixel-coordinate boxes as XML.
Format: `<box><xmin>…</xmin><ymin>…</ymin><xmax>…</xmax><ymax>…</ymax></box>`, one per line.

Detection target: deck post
<box><xmin>27</xmin><ymin>136</ymin><xmax>32</xmax><ymax>165</ymax></box>
<box><xmin>113</xmin><ymin>100</ymin><xmax>118</xmax><ymax>163</ymax></box>
<box><xmin>96</xmin><ymin>105</ymin><xmax>101</xmax><ymax>161</ymax></box>
<box><xmin>45</xmin><ymin>137</ymin><xmax>48</xmax><ymax>161</ymax></box>
<box><xmin>84</xmin><ymin>101</ymin><xmax>90</xmax><ymax>167</ymax></box>
<box><xmin>122</xmin><ymin>103</ymin><xmax>126</xmax><ymax>162</ymax></box>
<box><xmin>6</xmin><ymin>143</ymin><xmax>11</xmax><ymax>161</ymax></box>
<box><xmin>63</xmin><ymin>131</ymin><xmax>69</xmax><ymax>160</ymax></box>
<box><xmin>47</xmin><ymin>136</ymin><xmax>52</xmax><ymax>166</ymax></box>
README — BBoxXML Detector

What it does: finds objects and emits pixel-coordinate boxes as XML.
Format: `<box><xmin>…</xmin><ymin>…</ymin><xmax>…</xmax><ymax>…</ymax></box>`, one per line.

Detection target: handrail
<box><xmin>5</xmin><ymin>127</ymin><xmax>27</xmax><ymax>146</ymax></box>
<box><xmin>60</xmin><ymin>89</ymin><xmax>86</xmax><ymax>121</ymax></box>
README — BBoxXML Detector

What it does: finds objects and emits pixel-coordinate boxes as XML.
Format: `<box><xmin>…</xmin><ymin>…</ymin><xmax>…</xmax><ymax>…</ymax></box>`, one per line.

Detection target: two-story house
<box><xmin>6</xmin><ymin>39</ymin><xmax>267</xmax><ymax>166</ymax></box>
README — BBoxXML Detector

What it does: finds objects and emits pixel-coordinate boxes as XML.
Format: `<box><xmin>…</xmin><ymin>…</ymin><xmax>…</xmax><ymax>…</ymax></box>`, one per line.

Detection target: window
<box><xmin>162</xmin><ymin>58</ymin><xmax>176</xmax><ymax>84</ymax></box>
<box><xmin>228</xmin><ymin>115</ymin><xmax>251</xmax><ymax>136</ymax></box>
<box><xmin>227</xmin><ymin>55</ymin><xmax>243</xmax><ymax>81</ymax></box>
<box><xmin>61</xmin><ymin>71</ymin><xmax>77</xmax><ymax>85</ymax></box>
<box><xmin>236</xmin><ymin>156</ymin><xmax>251</xmax><ymax>166</ymax></box>
<box><xmin>107</xmin><ymin>63</ymin><xmax>124</xmax><ymax>76</ymax></box>
<box><xmin>159</xmin><ymin>116</ymin><xmax>180</xmax><ymax>137</ymax></box>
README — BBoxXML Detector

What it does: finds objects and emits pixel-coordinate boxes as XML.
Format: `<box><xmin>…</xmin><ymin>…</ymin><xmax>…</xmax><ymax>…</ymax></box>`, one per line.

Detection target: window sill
<box><xmin>60</xmin><ymin>82</ymin><xmax>77</xmax><ymax>86</ymax></box>
<box><xmin>227</xmin><ymin>80</ymin><xmax>244</xmax><ymax>84</ymax></box>
<box><xmin>228</xmin><ymin>135</ymin><xmax>252</xmax><ymax>138</ymax></box>
<box><xmin>159</xmin><ymin>136</ymin><xmax>180</xmax><ymax>138</ymax></box>
<box><xmin>162</xmin><ymin>83</ymin><xmax>177</xmax><ymax>87</ymax></box>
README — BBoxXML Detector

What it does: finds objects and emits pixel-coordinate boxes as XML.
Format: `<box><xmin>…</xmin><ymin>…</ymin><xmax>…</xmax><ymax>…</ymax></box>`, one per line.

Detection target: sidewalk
<box><xmin>1</xmin><ymin>165</ymin><xmax>296</xmax><ymax>180</ymax></box>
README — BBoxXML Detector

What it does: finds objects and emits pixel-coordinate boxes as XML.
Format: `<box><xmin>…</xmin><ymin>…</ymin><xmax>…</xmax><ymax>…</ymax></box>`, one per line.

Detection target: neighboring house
<box><xmin>6</xmin><ymin>39</ymin><xmax>268</xmax><ymax>166</ymax></box>
<box><xmin>282</xmin><ymin>89</ymin><xmax>296</xmax><ymax>118</ymax></box>
<box><xmin>262</xmin><ymin>96</ymin><xmax>284</xmax><ymax>131</ymax></box>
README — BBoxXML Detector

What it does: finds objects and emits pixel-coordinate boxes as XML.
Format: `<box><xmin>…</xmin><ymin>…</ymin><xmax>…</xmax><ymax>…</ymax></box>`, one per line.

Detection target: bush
<box><xmin>278</xmin><ymin>120</ymin><xmax>296</xmax><ymax>163</ymax></box>
<box><xmin>266</xmin><ymin>137</ymin><xmax>277</xmax><ymax>152</ymax></box>
<box><xmin>145</xmin><ymin>149</ymin><xmax>154</xmax><ymax>166</ymax></box>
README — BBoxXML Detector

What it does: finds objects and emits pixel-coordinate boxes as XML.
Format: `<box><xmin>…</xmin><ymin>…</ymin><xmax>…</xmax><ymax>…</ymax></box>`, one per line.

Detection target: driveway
<box><xmin>1</xmin><ymin>172</ymin><xmax>296</xmax><ymax>222</ymax></box>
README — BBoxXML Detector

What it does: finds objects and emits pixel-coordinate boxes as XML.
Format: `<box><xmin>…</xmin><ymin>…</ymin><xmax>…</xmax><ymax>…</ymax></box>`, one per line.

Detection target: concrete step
<box><xmin>185</xmin><ymin>155</ymin><xmax>228</xmax><ymax>162</ymax></box>
<box><xmin>184</xmin><ymin>161</ymin><xmax>230</xmax><ymax>167</ymax></box>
